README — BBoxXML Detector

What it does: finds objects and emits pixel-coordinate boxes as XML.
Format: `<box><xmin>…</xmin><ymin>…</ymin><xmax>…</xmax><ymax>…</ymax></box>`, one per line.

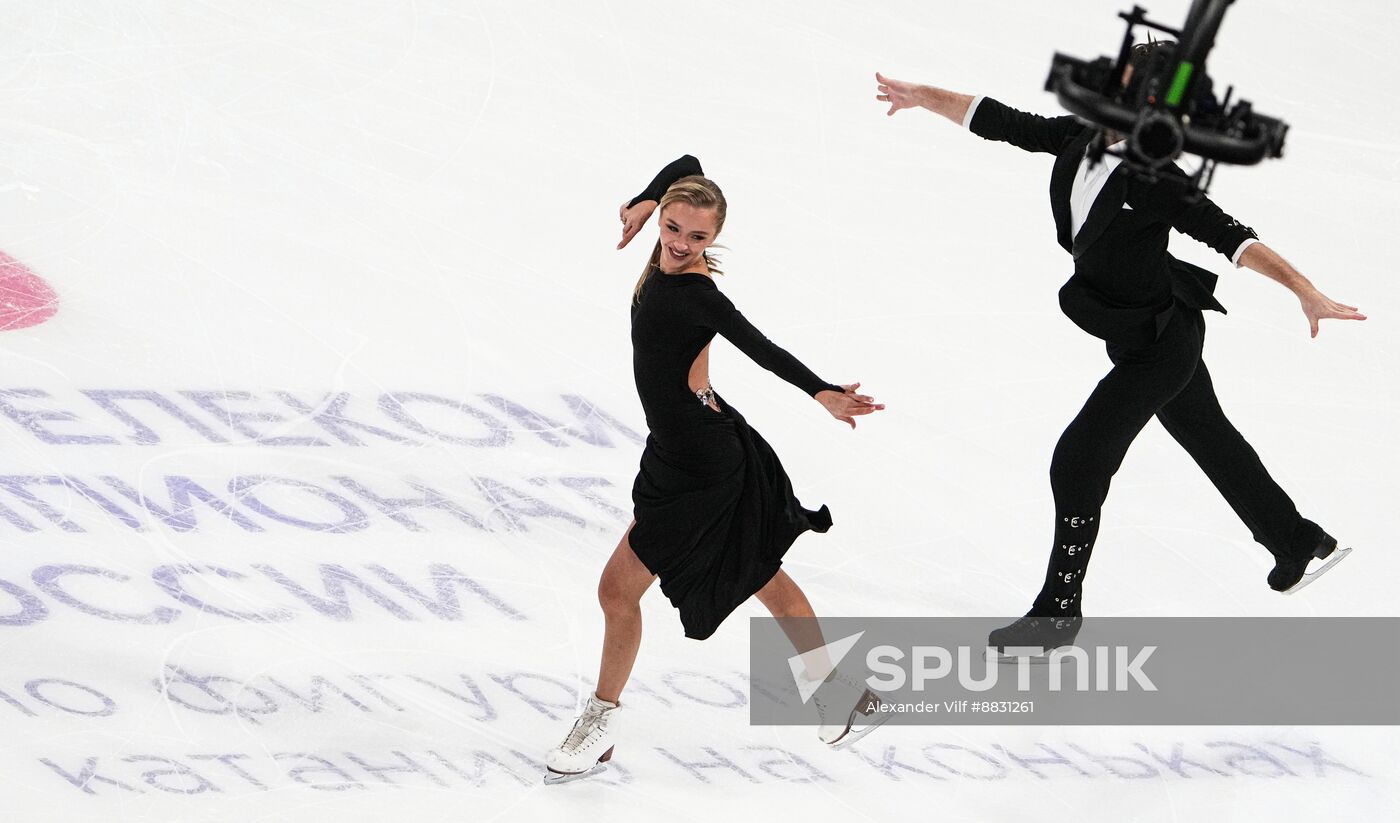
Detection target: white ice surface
<box><xmin>0</xmin><ymin>1</ymin><xmax>1396</xmax><ymax>820</ymax></box>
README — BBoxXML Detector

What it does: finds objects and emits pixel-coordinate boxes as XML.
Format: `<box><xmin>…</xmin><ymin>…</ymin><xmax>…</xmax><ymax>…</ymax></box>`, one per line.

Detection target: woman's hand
<box><xmin>1297</xmin><ymin>286</ymin><xmax>1366</xmax><ymax>338</ymax></box>
<box><xmin>618</xmin><ymin>199</ymin><xmax>657</xmax><ymax>249</ymax></box>
<box><xmin>816</xmin><ymin>383</ymin><xmax>885</xmax><ymax>429</ymax></box>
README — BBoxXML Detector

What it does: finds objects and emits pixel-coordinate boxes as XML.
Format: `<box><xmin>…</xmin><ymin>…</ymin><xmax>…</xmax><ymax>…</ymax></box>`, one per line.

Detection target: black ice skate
<box><xmin>1269</xmin><ymin>532</ymin><xmax>1352</xmax><ymax>595</ymax></box>
<box><xmin>986</xmin><ymin>615</ymin><xmax>1083</xmax><ymax>663</ymax></box>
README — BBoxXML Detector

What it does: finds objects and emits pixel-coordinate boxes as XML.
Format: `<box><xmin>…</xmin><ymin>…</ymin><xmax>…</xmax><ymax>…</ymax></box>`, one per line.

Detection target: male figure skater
<box><xmin>874</xmin><ymin>43</ymin><xmax>1364</xmax><ymax>651</ymax></box>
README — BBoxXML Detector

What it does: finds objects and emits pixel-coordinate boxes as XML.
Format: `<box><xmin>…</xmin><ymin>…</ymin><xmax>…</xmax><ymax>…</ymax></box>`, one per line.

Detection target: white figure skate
<box><xmin>809</xmin><ymin>670</ymin><xmax>889</xmax><ymax>749</ymax></box>
<box><xmin>544</xmin><ymin>694</ymin><xmax>619</xmax><ymax>785</ymax></box>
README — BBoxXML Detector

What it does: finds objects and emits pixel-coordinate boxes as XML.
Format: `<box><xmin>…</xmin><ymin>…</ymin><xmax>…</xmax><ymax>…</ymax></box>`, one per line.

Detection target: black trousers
<box><xmin>1031</xmin><ymin>304</ymin><xmax>1319</xmax><ymax>616</ymax></box>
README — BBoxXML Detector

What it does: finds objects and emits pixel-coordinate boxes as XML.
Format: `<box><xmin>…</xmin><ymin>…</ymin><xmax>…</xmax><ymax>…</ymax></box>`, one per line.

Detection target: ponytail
<box><xmin>633</xmin><ymin>240</ymin><xmax>664</xmax><ymax>303</ymax></box>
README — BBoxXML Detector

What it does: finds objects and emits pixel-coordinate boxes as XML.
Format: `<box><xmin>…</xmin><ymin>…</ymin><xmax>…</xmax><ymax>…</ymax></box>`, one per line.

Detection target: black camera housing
<box><xmin>1045</xmin><ymin>1</ymin><xmax>1288</xmax><ymax>196</ymax></box>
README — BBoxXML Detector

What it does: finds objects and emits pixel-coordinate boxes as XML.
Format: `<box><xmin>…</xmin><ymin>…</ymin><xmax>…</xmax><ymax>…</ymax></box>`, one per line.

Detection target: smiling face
<box><xmin>656</xmin><ymin>202</ymin><xmax>719</xmax><ymax>274</ymax></box>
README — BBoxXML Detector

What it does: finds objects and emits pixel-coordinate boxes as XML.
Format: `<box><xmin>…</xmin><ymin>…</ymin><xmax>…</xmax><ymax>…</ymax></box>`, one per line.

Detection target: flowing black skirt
<box><xmin>628</xmin><ymin>394</ymin><xmax>832</xmax><ymax>640</ymax></box>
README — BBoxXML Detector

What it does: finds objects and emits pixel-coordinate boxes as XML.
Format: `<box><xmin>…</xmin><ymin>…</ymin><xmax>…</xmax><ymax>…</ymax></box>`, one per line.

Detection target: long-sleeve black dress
<box><xmin>626</xmin><ymin>156</ymin><xmax>843</xmax><ymax>640</ymax></box>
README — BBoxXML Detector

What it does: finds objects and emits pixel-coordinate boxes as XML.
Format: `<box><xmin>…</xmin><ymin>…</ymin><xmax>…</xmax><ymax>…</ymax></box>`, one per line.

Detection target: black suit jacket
<box><xmin>969</xmin><ymin>98</ymin><xmax>1258</xmax><ymax>346</ymax></box>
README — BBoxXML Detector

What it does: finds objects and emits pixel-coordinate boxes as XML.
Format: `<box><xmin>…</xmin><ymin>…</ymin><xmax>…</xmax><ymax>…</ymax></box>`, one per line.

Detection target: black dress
<box><xmin>626</xmin><ymin>156</ymin><xmax>843</xmax><ymax>640</ymax></box>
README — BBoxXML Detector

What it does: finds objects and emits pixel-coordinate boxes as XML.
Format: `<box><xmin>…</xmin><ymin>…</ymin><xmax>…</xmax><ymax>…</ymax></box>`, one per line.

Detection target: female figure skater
<box><xmin>873</xmin><ymin>43</ymin><xmax>1364</xmax><ymax>653</ymax></box>
<box><xmin>545</xmin><ymin>155</ymin><xmax>885</xmax><ymax>783</ymax></box>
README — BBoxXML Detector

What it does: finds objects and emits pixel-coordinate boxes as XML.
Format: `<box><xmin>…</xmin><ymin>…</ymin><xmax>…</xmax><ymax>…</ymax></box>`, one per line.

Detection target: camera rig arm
<box><xmin>1045</xmin><ymin>0</ymin><xmax>1288</xmax><ymax>194</ymax></box>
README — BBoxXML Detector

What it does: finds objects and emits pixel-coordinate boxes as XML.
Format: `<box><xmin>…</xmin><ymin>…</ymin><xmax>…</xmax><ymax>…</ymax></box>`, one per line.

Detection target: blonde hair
<box><xmin>633</xmin><ymin>175</ymin><xmax>727</xmax><ymax>303</ymax></box>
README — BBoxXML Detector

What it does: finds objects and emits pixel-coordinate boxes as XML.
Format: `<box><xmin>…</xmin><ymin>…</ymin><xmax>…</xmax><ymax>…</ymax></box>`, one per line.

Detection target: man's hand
<box><xmin>1297</xmin><ymin>286</ymin><xmax>1366</xmax><ymax>338</ymax></box>
<box><xmin>874</xmin><ymin>72</ymin><xmax>975</xmax><ymax>124</ymax></box>
<box><xmin>875</xmin><ymin>72</ymin><xmax>925</xmax><ymax>116</ymax></box>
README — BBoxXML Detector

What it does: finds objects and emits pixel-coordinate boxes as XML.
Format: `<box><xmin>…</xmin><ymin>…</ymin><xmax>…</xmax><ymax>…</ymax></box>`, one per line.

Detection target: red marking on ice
<box><xmin>0</xmin><ymin>251</ymin><xmax>59</xmax><ymax>331</ymax></box>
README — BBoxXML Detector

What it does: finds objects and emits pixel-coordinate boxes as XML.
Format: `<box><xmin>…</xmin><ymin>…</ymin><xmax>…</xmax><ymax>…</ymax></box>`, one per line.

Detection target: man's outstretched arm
<box><xmin>875</xmin><ymin>72</ymin><xmax>1078</xmax><ymax>155</ymax></box>
<box><xmin>875</xmin><ymin>72</ymin><xmax>976</xmax><ymax>124</ymax></box>
<box><xmin>1237</xmin><ymin>243</ymin><xmax>1367</xmax><ymax>338</ymax></box>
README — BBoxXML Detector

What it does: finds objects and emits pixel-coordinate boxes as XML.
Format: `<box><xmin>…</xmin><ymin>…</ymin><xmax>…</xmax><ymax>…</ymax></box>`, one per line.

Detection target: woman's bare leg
<box><xmin>758</xmin><ymin>570</ymin><xmax>882</xmax><ymax>746</ymax></box>
<box><xmin>754</xmin><ymin>570</ymin><xmax>830</xmax><ymax>678</ymax></box>
<box><xmin>594</xmin><ymin>522</ymin><xmax>656</xmax><ymax>704</ymax></box>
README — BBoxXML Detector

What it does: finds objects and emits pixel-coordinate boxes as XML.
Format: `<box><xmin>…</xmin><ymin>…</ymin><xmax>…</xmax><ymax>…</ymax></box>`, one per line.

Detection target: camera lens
<box><xmin>1130</xmin><ymin>110</ymin><xmax>1185</xmax><ymax>167</ymax></box>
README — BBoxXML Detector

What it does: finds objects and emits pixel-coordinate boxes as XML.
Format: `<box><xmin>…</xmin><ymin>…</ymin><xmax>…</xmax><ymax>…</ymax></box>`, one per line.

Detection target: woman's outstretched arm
<box><xmin>695</xmin><ymin>288</ymin><xmax>883</xmax><ymax>428</ymax></box>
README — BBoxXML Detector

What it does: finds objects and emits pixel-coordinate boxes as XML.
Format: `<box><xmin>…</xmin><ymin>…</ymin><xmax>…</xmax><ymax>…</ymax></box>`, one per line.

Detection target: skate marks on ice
<box><xmin>15</xmin><ymin>662</ymin><xmax>1376</xmax><ymax>799</ymax></box>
